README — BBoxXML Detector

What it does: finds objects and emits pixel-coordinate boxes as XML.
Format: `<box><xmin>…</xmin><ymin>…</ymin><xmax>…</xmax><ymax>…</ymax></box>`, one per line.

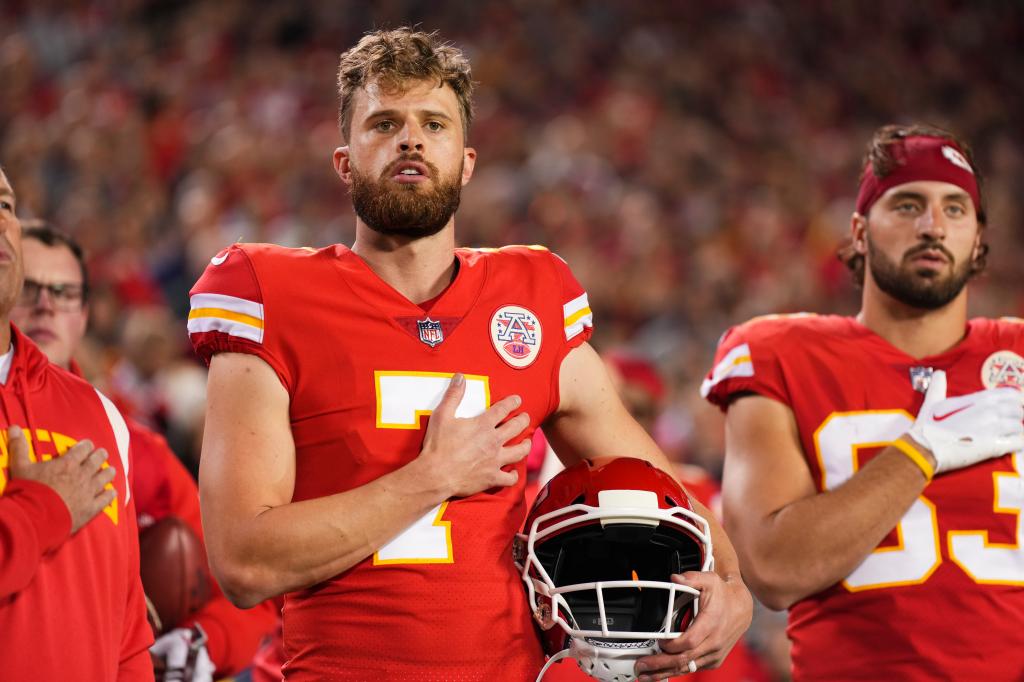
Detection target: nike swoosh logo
<box><xmin>210</xmin><ymin>253</ymin><xmax>228</xmax><ymax>266</ymax></box>
<box><xmin>933</xmin><ymin>405</ymin><xmax>971</xmax><ymax>422</ymax></box>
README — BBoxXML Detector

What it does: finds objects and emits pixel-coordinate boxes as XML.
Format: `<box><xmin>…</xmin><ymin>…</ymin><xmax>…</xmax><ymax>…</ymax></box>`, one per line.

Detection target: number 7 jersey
<box><xmin>702</xmin><ymin>314</ymin><xmax>1024</xmax><ymax>682</ymax></box>
<box><xmin>188</xmin><ymin>243</ymin><xmax>593</xmax><ymax>681</ymax></box>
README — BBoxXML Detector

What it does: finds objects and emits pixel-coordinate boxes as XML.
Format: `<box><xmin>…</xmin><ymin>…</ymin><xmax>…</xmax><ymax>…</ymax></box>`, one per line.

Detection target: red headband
<box><xmin>855</xmin><ymin>135</ymin><xmax>980</xmax><ymax>216</ymax></box>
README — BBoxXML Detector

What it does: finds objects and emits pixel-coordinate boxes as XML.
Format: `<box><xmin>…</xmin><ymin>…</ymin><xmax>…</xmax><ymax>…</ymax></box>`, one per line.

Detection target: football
<box><xmin>139</xmin><ymin>516</ymin><xmax>213</xmax><ymax>635</ymax></box>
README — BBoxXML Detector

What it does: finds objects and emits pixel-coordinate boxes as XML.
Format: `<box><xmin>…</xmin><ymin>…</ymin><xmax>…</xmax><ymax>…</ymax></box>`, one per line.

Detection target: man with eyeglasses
<box><xmin>10</xmin><ymin>221</ymin><xmax>278</xmax><ymax>681</ymax></box>
<box><xmin>0</xmin><ymin>170</ymin><xmax>154</xmax><ymax>680</ymax></box>
<box><xmin>12</xmin><ymin>224</ymin><xmax>90</xmax><ymax>370</ymax></box>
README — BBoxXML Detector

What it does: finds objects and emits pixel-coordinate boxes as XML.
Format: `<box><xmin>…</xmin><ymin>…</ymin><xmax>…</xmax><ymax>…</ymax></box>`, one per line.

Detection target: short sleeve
<box><xmin>700</xmin><ymin>321</ymin><xmax>789</xmax><ymax>410</ymax></box>
<box><xmin>550</xmin><ymin>253</ymin><xmax>593</xmax><ymax>350</ymax></box>
<box><xmin>188</xmin><ymin>244</ymin><xmax>292</xmax><ymax>391</ymax></box>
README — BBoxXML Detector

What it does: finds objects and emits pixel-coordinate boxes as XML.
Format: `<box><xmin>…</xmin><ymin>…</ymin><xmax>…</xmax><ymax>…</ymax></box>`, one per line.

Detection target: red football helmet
<box><xmin>514</xmin><ymin>457</ymin><xmax>712</xmax><ymax>682</ymax></box>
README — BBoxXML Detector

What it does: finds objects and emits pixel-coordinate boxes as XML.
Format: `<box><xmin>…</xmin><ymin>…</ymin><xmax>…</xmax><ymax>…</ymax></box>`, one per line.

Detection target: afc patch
<box><xmin>981</xmin><ymin>350</ymin><xmax>1024</xmax><ymax>389</ymax></box>
<box><xmin>490</xmin><ymin>305</ymin><xmax>542</xmax><ymax>369</ymax></box>
<box><xmin>416</xmin><ymin>317</ymin><xmax>444</xmax><ymax>347</ymax></box>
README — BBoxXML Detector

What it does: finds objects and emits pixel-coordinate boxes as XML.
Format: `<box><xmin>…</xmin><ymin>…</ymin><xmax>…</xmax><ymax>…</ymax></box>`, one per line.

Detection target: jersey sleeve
<box><xmin>700</xmin><ymin>319</ymin><xmax>790</xmax><ymax>410</ymax></box>
<box><xmin>550</xmin><ymin>252</ymin><xmax>593</xmax><ymax>350</ymax></box>
<box><xmin>0</xmin><ymin>479</ymin><xmax>72</xmax><ymax>597</ymax></box>
<box><xmin>188</xmin><ymin>244</ymin><xmax>292</xmax><ymax>391</ymax></box>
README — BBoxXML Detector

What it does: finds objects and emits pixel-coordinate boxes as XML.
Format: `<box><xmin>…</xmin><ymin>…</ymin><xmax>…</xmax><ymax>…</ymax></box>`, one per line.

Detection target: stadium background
<box><xmin>2</xmin><ymin>2</ymin><xmax>1023</xmax><ymax>679</ymax></box>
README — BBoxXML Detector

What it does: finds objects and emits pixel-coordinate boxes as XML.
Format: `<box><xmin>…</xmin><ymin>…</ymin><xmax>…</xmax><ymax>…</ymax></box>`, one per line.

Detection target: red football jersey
<box><xmin>703</xmin><ymin>314</ymin><xmax>1024</xmax><ymax>681</ymax></box>
<box><xmin>189</xmin><ymin>243</ymin><xmax>593</xmax><ymax>680</ymax></box>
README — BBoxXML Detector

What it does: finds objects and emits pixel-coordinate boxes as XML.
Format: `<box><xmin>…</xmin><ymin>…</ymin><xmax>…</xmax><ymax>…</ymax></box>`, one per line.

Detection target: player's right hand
<box><xmin>7</xmin><ymin>425</ymin><xmax>116</xmax><ymax>533</ymax></box>
<box><xmin>419</xmin><ymin>373</ymin><xmax>532</xmax><ymax>498</ymax></box>
<box><xmin>905</xmin><ymin>370</ymin><xmax>1024</xmax><ymax>474</ymax></box>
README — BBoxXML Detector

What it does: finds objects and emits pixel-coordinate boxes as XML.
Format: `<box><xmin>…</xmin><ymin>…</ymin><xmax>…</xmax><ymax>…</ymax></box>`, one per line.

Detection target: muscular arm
<box><xmin>200</xmin><ymin>353</ymin><xmax>527</xmax><ymax>607</ymax></box>
<box><xmin>722</xmin><ymin>394</ymin><xmax>930</xmax><ymax>610</ymax></box>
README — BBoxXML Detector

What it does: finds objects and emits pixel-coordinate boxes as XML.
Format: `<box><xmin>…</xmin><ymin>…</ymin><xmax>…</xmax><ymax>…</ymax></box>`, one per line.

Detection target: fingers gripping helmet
<box><xmin>514</xmin><ymin>457</ymin><xmax>713</xmax><ymax>682</ymax></box>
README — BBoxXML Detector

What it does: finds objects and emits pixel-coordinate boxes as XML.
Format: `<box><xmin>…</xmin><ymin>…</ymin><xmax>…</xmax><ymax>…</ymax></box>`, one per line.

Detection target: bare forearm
<box><xmin>691</xmin><ymin>498</ymin><xmax>741</xmax><ymax>579</ymax></box>
<box><xmin>730</xmin><ymin>445</ymin><xmax>928</xmax><ymax>608</ymax></box>
<box><xmin>206</xmin><ymin>458</ymin><xmax>446</xmax><ymax>606</ymax></box>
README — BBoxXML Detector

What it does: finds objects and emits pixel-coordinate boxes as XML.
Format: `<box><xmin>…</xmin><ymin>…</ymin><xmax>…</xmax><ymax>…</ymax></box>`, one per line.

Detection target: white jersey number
<box><xmin>372</xmin><ymin>371</ymin><xmax>490</xmax><ymax>565</ymax></box>
<box><xmin>816</xmin><ymin>411</ymin><xmax>1024</xmax><ymax>590</ymax></box>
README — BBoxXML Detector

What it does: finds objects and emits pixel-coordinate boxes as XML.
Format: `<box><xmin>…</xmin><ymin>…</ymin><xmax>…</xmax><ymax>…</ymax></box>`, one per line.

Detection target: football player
<box><xmin>190</xmin><ymin>27</ymin><xmax>752</xmax><ymax>682</ymax></box>
<box><xmin>703</xmin><ymin>124</ymin><xmax>1024</xmax><ymax>680</ymax></box>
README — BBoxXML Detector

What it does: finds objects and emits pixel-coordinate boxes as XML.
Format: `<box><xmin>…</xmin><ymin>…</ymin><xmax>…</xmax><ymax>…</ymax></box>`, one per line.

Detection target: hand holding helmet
<box><xmin>514</xmin><ymin>457</ymin><xmax>713</xmax><ymax>682</ymax></box>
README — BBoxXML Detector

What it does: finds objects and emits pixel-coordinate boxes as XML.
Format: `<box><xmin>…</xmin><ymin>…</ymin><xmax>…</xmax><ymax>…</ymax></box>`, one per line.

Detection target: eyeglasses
<box><xmin>17</xmin><ymin>278</ymin><xmax>85</xmax><ymax>311</ymax></box>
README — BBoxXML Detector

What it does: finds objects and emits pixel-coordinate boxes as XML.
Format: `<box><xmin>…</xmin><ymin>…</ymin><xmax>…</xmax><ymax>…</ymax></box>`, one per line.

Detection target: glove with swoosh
<box><xmin>906</xmin><ymin>369</ymin><xmax>1024</xmax><ymax>474</ymax></box>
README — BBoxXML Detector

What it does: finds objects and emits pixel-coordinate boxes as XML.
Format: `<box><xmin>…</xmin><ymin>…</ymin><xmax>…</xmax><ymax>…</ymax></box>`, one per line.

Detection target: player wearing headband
<box><xmin>701</xmin><ymin>124</ymin><xmax>1024</xmax><ymax>680</ymax></box>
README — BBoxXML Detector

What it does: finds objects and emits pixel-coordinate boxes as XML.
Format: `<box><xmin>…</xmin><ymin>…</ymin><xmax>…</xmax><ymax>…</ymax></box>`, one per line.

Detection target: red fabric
<box><xmin>704</xmin><ymin>314</ymin><xmax>1024</xmax><ymax>680</ymax></box>
<box><xmin>189</xmin><ymin>243</ymin><xmax>592</xmax><ymax>680</ymax></box>
<box><xmin>129</xmin><ymin>420</ymin><xmax>278</xmax><ymax>676</ymax></box>
<box><xmin>855</xmin><ymin>135</ymin><xmax>980</xmax><ymax>216</ymax></box>
<box><xmin>0</xmin><ymin>326</ymin><xmax>154</xmax><ymax>681</ymax></box>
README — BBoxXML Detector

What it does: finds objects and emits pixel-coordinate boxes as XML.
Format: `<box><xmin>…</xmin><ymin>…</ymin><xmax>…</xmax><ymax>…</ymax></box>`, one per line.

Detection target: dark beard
<box><xmin>350</xmin><ymin>155</ymin><xmax>462</xmax><ymax>240</ymax></box>
<box><xmin>867</xmin><ymin>233</ymin><xmax>972</xmax><ymax>310</ymax></box>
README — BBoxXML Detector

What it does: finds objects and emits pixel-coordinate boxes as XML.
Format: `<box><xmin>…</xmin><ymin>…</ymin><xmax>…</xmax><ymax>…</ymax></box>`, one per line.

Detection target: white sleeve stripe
<box><xmin>94</xmin><ymin>389</ymin><xmax>131</xmax><ymax>504</ymax></box>
<box><xmin>565</xmin><ymin>318</ymin><xmax>592</xmax><ymax>341</ymax></box>
<box><xmin>563</xmin><ymin>292</ymin><xmax>590</xmax><ymax>318</ymax></box>
<box><xmin>699</xmin><ymin>343</ymin><xmax>754</xmax><ymax>398</ymax></box>
<box><xmin>189</xmin><ymin>293</ymin><xmax>264</xmax><ymax>320</ymax></box>
<box><xmin>187</xmin><ymin>316</ymin><xmax>264</xmax><ymax>344</ymax></box>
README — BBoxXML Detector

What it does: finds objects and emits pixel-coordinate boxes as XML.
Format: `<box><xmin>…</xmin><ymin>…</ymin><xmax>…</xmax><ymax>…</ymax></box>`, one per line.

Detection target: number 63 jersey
<box><xmin>188</xmin><ymin>243</ymin><xmax>593</xmax><ymax>681</ymax></box>
<box><xmin>702</xmin><ymin>314</ymin><xmax>1024</xmax><ymax>682</ymax></box>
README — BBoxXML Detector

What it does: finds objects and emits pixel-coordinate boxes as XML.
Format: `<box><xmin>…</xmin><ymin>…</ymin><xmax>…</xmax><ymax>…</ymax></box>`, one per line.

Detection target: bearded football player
<box><xmin>190</xmin><ymin>27</ymin><xmax>752</xmax><ymax>682</ymax></box>
<box><xmin>703</xmin><ymin>124</ymin><xmax>1024</xmax><ymax>680</ymax></box>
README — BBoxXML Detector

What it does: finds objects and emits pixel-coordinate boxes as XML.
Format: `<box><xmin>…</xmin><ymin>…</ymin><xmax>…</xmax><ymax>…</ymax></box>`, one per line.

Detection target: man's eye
<box><xmin>0</xmin><ymin>201</ymin><xmax>13</xmax><ymax>212</ymax></box>
<box><xmin>376</xmin><ymin>121</ymin><xmax>395</xmax><ymax>132</ymax></box>
<box><xmin>426</xmin><ymin>121</ymin><xmax>443</xmax><ymax>132</ymax></box>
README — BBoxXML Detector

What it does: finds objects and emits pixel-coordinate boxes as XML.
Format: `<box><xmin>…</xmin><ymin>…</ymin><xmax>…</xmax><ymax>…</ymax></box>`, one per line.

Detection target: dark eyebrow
<box><xmin>885</xmin><ymin>191</ymin><xmax>926</xmax><ymax>204</ymax></box>
<box><xmin>886</xmin><ymin>190</ymin><xmax>971</xmax><ymax>205</ymax></box>
<box><xmin>365</xmin><ymin>109</ymin><xmax>454</xmax><ymax>122</ymax></box>
<box><xmin>420</xmin><ymin>110</ymin><xmax>454</xmax><ymax>121</ymax></box>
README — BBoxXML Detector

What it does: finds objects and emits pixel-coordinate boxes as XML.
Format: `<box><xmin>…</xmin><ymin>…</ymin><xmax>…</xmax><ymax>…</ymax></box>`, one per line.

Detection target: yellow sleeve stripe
<box><xmin>188</xmin><ymin>307</ymin><xmax>265</xmax><ymax>330</ymax></box>
<box><xmin>564</xmin><ymin>306</ymin><xmax>593</xmax><ymax>328</ymax></box>
<box><xmin>699</xmin><ymin>343</ymin><xmax>754</xmax><ymax>398</ymax></box>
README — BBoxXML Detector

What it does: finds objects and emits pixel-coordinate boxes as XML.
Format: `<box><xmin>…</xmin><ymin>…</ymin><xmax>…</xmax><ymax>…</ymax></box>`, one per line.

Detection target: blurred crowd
<box><xmin>2</xmin><ymin>1</ymin><xmax>1023</xmax><ymax>678</ymax></box>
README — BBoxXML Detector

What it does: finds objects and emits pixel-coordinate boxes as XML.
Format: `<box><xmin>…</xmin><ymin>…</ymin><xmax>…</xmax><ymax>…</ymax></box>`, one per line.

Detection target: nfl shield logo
<box><xmin>909</xmin><ymin>366</ymin><xmax>933</xmax><ymax>393</ymax></box>
<box><xmin>417</xmin><ymin>318</ymin><xmax>444</xmax><ymax>347</ymax></box>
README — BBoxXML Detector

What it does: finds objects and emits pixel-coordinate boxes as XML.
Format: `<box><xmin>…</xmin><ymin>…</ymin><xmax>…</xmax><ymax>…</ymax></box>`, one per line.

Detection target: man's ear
<box><xmin>461</xmin><ymin>147</ymin><xmax>477</xmax><ymax>187</ymax></box>
<box><xmin>333</xmin><ymin>147</ymin><xmax>352</xmax><ymax>185</ymax></box>
<box><xmin>851</xmin><ymin>213</ymin><xmax>867</xmax><ymax>255</ymax></box>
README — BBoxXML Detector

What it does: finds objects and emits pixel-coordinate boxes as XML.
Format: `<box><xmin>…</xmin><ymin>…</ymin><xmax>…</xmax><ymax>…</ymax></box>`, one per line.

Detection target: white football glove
<box><xmin>150</xmin><ymin>624</ymin><xmax>215</xmax><ymax>682</ymax></box>
<box><xmin>906</xmin><ymin>369</ymin><xmax>1024</xmax><ymax>474</ymax></box>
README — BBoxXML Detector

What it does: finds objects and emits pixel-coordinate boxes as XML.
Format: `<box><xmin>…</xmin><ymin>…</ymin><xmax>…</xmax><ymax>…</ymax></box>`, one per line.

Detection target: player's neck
<box><xmin>351</xmin><ymin>223</ymin><xmax>459</xmax><ymax>304</ymax></box>
<box><xmin>857</xmin><ymin>286</ymin><xmax>969</xmax><ymax>359</ymax></box>
<box><xmin>0</xmin><ymin>317</ymin><xmax>10</xmax><ymax>358</ymax></box>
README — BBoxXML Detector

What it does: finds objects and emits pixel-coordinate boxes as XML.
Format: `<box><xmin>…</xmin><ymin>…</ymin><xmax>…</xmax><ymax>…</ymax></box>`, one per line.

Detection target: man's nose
<box><xmin>397</xmin><ymin>122</ymin><xmax>425</xmax><ymax>153</ymax></box>
<box><xmin>916</xmin><ymin>203</ymin><xmax>946</xmax><ymax>241</ymax></box>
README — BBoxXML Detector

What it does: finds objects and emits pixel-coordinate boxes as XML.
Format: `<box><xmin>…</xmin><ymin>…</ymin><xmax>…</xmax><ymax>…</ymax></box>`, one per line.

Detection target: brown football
<box><xmin>139</xmin><ymin>516</ymin><xmax>213</xmax><ymax>634</ymax></box>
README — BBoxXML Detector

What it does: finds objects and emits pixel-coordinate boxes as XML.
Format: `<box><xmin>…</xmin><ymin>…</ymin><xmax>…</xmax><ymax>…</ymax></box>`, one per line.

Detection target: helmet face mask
<box><xmin>515</xmin><ymin>458</ymin><xmax>713</xmax><ymax>682</ymax></box>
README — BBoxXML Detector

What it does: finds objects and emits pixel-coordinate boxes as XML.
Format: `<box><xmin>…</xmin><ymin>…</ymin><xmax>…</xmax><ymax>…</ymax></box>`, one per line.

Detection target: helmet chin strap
<box><xmin>534</xmin><ymin>648</ymin><xmax>573</xmax><ymax>682</ymax></box>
